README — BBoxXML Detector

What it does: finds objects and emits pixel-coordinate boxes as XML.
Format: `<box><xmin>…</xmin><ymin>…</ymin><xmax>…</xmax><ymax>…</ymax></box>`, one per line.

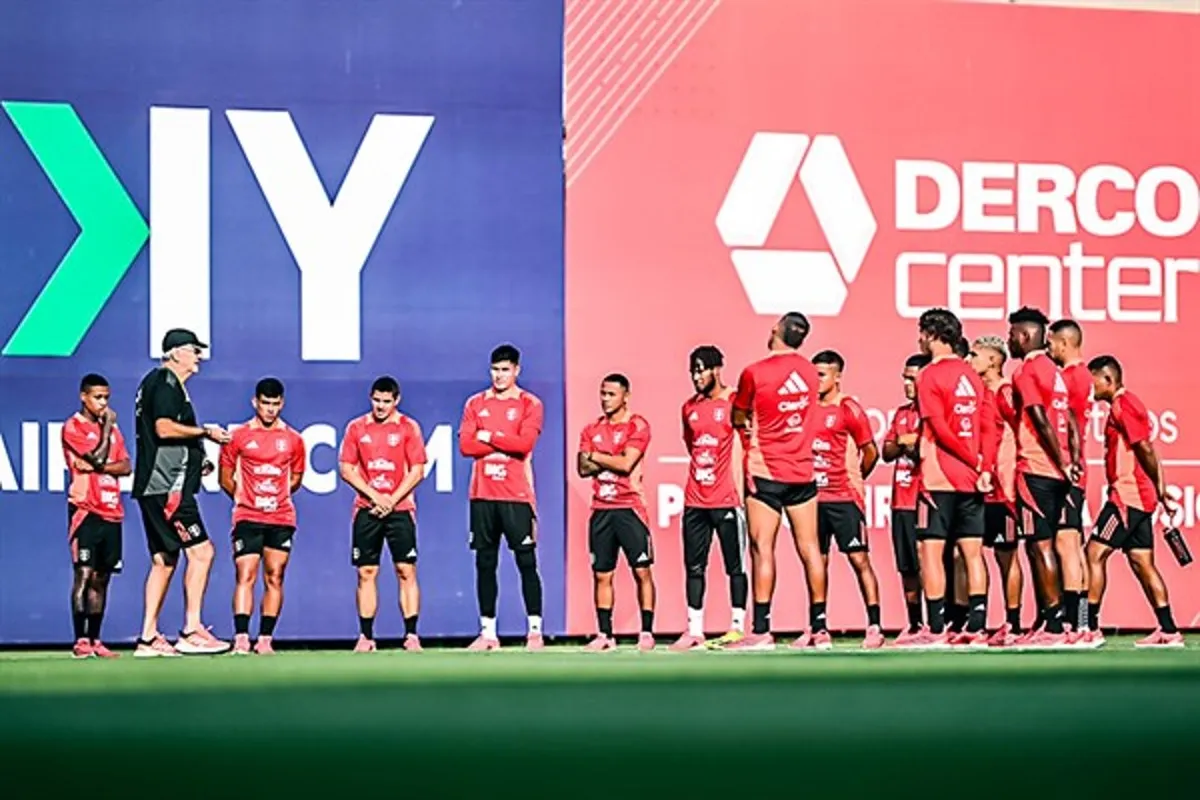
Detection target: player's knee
<box><xmin>395</xmin><ymin>563</ymin><xmax>417</xmax><ymax>582</ymax></box>
<box><xmin>356</xmin><ymin>566</ymin><xmax>379</xmax><ymax>585</ymax></box>
<box><xmin>475</xmin><ymin>547</ymin><xmax>500</xmax><ymax>573</ymax></box>
<box><xmin>514</xmin><ymin>548</ymin><xmax>538</xmax><ymax>574</ymax></box>
<box><xmin>187</xmin><ymin>540</ymin><xmax>215</xmax><ymax>565</ymax></box>
<box><xmin>633</xmin><ymin>567</ymin><xmax>655</xmax><ymax>587</ymax></box>
<box><xmin>264</xmin><ymin>568</ymin><xmax>285</xmax><ymax>589</ymax></box>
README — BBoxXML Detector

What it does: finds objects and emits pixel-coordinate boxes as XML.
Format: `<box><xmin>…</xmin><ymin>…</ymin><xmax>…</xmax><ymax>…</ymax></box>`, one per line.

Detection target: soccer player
<box><xmin>219</xmin><ymin>378</ymin><xmax>306</xmax><ymax>655</ymax></box>
<box><xmin>882</xmin><ymin>354</ymin><xmax>929</xmax><ymax>643</ymax></box>
<box><xmin>1085</xmin><ymin>356</ymin><xmax>1184</xmax><ymax>648</ymax></box>
<box><xmin>670</xmin><ymin>346</ymin><xmax>747</xmax><ymax>652</ymax></box>
<box><xmin>899</xmin><ymin>309</ymin><xmax>994</xmax><ymax>649</ymax></box>
<box><xmin>458</xmin><ymin>344</ymin><xmax>546</xmax><ymax>652</ymax></box>
<box><xmin>576</xmin><ymin>374</ymin><xmax>656</xmax><ymax>652</ymax></box>
<box><xmin>62</xmin><ymin>374</ymin><xmax>131</xmax><ymax>658</ymax></box>
<box><xmin>133</xmin><ymin>329</ymin><xmax>231</xmax><ymax>657</ymax></box>
<box><xmin>811</xmin><ymin>350</ymin><xmax>884</xmax><ymax>649</ymax></box>
<box><xmin>1007</xmin><ymin>307</ymin><xmax>1082</xmax><ymax>645</ymax></box>
<box><xmin>725</xmin><ymin>312</ymin><xmax>823</xmax><ymax>651</ymax></box>
<box><xmin>969</xmin><ymin>336</ymin><xmax>1026</xmax><ymax>645</ymax></box>
<box><xmin>339</xmin><ymin>377</ymin><xmax>427</xmax><ymax>653</ymax></box>
<box><xmin>1049</xmin><ymin>318</ymin><xmax>1092</xmax><ymax>634</ymax></box>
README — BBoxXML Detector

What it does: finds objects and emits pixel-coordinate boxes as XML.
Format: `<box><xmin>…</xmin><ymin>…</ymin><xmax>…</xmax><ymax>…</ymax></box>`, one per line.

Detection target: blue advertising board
<box><xmin>0</xmin><ymin>0</ymin><xmax>565</xmax><ymax>643</ymax></box>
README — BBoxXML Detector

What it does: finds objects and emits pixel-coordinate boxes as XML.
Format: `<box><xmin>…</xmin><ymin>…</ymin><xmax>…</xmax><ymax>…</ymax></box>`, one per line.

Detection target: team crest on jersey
<box><xmin>387</xmin><ymin>433</ymin><xmax>401</xmax><ymax>447</ymax></box>
<box><xmin>613</xmin><ymin>432</ymin><xmax>624</xmax><ymax>444</ymax></box>
<box><xmin>713</xmin><ymin>408</ymin><xmax>725</xmax><ymax>422</ymax></box>
<box><xmin>275</xmin><ymin>438</ymin><xmax>288</xmax><ymax>452</ymax></box>
<box><xmin>826</xmin><ymin>413</ymin><xmax>836</xmax><ymax>427</ymax></box>
<box><xmin>506</xmin><ymin>408</ymin><xmax>518</xmax><ymax>421</ymax></box>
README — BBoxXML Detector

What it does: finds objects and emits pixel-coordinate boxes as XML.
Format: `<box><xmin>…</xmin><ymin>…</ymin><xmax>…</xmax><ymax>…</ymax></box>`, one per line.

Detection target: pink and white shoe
<box><xmin>1023</xmin><ymin>629</ymin><xmax>1069</xmax><ymax>650</ymax></box>
<box><xmin>987</xmin><ymin>624</ymin><xmax>1020</xmax><ymax>648</ymax></box>
<box><xmin>637</xmin><ymin>632</ymin><xmax>656</xmax><ymax>652</ymax></box>
<box><xmin>176</xmin><ymin>626</ymin><xmax>230</xmax><ymax>655</ymax></box>
<box><xmin>134</xmin><ymin>634</ymin><xmax>180</xmax><ymax>658</ymax></box>
<box><xmin>402</xmin><ymin>634</ymin><xmax>423</xmax><ymax>652</ymax></box>
<box><xmin>892</xmin><ymin>627</ymin><xmax>927</xmax><ymax>648</ymax></box>
<box><xmin>352</xmin><ymin>635</ymin><xmax>376</xmax><ymax>653</ymax></box>
<box><xmin>525</xmin><ymin>632</ymin><xmax>545</xmax><ymax>652</ymax></box>
<box><xmin>91</xmin><ymin>640</ymin><xmax>119</xmax><ymax>659</ymax></box>
<box><xmin>724</xmin><ymin>632</ymin><xmax>775</xmax><ymax>651</ymax></box>
<box><xmin>582</xmin><ymin>634</ymin><xmax>617</xmax><ymax>652</ymax></box>
<box><xmin>467</xmin><ymin>635</ymin><xmax>500</xmax><ymax>652</ymax></box>
<box><xmin>669</xmin><ymin>633</ymin><xmax>706</xmax><ymax>652</ymax></box>
<box><xmin>951</xmin><ymin>630</ymin><xmax>989</xmax><ymax>650</ymax></box>
<box><xmin>72</xmin><ymin>638</ymin><xmax>94</xmax><ymax>659</ymax></box>
<box><xmin>1077</xmin><ymin>629</ymin><xmax>1106</xmax><ymax>649</ymax></box>
<box><xmin>917</xmin><ymin>629</ymin><xmax>954</xmax><ymax>650</ymax></box>
<box><xmin>232</xmin><ymin>633</ymin><xmax>252</xmax><ymax>655</ymax></box>
<box><xmin>862</xmin><ymin>625</ymin><xmax>885</xmax><ymax>650</ymax></box>
<box><xmin>1135</xmin><ymin>629</ymin><xmax>1185</xmax><ymax>649</ymax></box>
<box><xmin>253</xmin><ymin>636</ymin><xmax>276</xmax><ymax>655</ymax></box>
<box><xmin>812</xmin><ymin>630</ymin><xmax>833</xmax><ymax>650</ymax></box>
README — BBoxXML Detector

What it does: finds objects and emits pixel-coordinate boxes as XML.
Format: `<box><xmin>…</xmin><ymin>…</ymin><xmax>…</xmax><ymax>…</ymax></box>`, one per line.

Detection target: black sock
<box><xmin>86</xmin><ymin>612</ymin><xmax>104</xmax><ymax>642</ymax></box>
<box><xmin>640</xmin><ymin>609</ymin><xmax>654</xmax><ymax>634</ymax></box>
<box><xmin>810</xmin><ymin>602</ymin><xmax>828</xmax><ymax>633</ymax></box>
<box><xmin>966</xmin><ymin>594</ymin><xmax>987</xmax><ymax>633</ymax></box>
<box><xmin>1006</xmin><ymin>607</ymin><xmax>1022</xmax><ymax>634</ymax></box>
<box><xmin>72</xmin><ymin>610</ymin><xmax>86</xmax><ymax>641</ymax></box>
<box><xmin>404</xmin><ymin>615</ymin><xmax>419</xmax><ymax>637</ymax></box>
<box><xmin>1088</xmin><ymin>602</ymin><xmax>1100</xmax><ymax>631</ymax></box>
<box><xmin>949</xmin><ymin>603</ymin><xmax>969</xmax><ymax>633</ymax></box>
<box><xmin>906</xmin><ymin>601</ymin><xmax>923</xmax><ymax>632</ymax></box>
<box><xmin>866</xmin><ymin>604</ymin><xmax>881</xmax><ymax>628</ymax></box>
<box><xmin>234</xmin><ymin>614</ymin><xmax>251</xmax><ymax>636</ymax></box>
<box><xmin>1045</xmin><ymin>604</ymin><xmax>1064</xmax><ymax>634</ymax></box>
<box><xmin>359</xmin><ymin>616</ymin><xmax>375</xmax><ymax>639</ymax></box>
<box><xmin>927</xmin><ymin>597</ymin><xmax>946</xmax><ymax>634</ymax></box>
<box><xmin>730</xmin><ymin>574</ymin><xmax>748</xmax><ymax>610</ymax></box>
<box><xmin>1063</xmin><ymin>590</ymin><xmax>1080</xmax><ymax>631</ymax></box>
<box><xmin>259</xmin><ymin>615</ymin><xmax>277</xmax><ymax>637</ymax></box>
<box><xmin>597</xmin><ymin>608</ymin><xmax>613</xmax><ymax>637</ymax></box>
<box><xmin>752</xmin><ymin>602</ymin><xmax>771</xmax><ymax>635</ymax></box>
<box><xmin>1034</xmin><ymin>602</ymin><xmax>1047</xmax><ymax>630</ymax></box>
<box><xmin>685</xmin><ymin>573</ymin><xmax>704</xmax><ymax>611</ymax></box>
<box><xmin>1154</xmin><ymin>605</ymin><xmax>1178</xmax><ymax>634</ymax></box>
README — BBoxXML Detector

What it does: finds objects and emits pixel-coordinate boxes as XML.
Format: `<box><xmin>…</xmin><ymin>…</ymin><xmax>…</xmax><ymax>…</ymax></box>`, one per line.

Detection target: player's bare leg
<box><xmin>1055</xmin><ymin>530</ymin><xmax>1086</xmax><ymax>636</ymax></box>
<box><xmin>1084</xmin><ymin>540</ymin><xmax>1112</xmax><ymax>647</ymax></box>
<box><xmin>633</xmin><ymin>565</ymin><xmax>656</xmax><ymax>651</ymax></box>
<box><xmin>256</xmin><ymin>549</ymin><xmax>288</xmax><ymax>654</ymax></box>
<box><xmin>1128</xmin><ymin>550</ymin><xmax>1185</xmax><ymax>648</ymax></box>
<box><xmin>232</xmin><ymin>553</ymin><xmax>260</xmax><ymax>654</ymax></box>
<box><xmin>178</xmin><ymin>539</ymin><xmax>227</xmax><ymax>653</ymax></box>
<box><xmin>84</xmin><ymin>569</ymin><xmax>116</xmax><ymax>658</ymax></box>
<box><xmin>725</xmin><ymin>497</ymin><xmax>780</xmax><ymax>650</ymax></box>
<box><xmin>1025</xmin><ymin>539</ymin><xmax>1065</xmax><ymax>640</ymax></box>
<box><xmin>354</xmin><ymin>565</ymin><xmax>379</xmax><ymax>652</ymax></box>
<box><xmin>953</xmin><ymin>538</ymin><xmax>990</xmax><ymax>647</ymax></box>
<box><xmin>395</xmin><ymin>562</ymin><xmax>422</xmax><ymax>651</ymax></box>
<box><xmin>787</xmin><ymin>500</ymin><xmax>831</xmax><ymax>650</ymax></box>
<box><xmin>70</xmin><ymin>565</ymin><xmax>95</xmax><ymax>658</ymax></box>
<box><xmin>135</xmin><ymin>555</ymin><xmax>180</xmax><ymax>657</ymax></box>
<box><xmin>847</xmin><ymin>551</ymin><xmax>884</xmax><ymax>649</ymax></box>
<box><xmin>584</xmin><ymin>571</ymin><xmax>617</xmax><ymax>651</ymax></box>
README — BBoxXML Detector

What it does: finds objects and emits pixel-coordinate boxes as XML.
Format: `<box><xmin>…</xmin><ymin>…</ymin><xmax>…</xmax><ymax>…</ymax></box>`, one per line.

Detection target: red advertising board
<box><xmin>565</xmin><ymin>0</ymin><xmax>1200</xmax><ymax>634</ymax></box>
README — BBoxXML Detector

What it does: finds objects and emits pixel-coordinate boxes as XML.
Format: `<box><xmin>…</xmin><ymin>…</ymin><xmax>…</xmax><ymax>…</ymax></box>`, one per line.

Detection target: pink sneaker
<box><xmin>987</xmin><ymin>624</ymin><xmax>1020</xmax><ymax>648</ymax></box>
<box><xmin>352</xmin><ymin>635</ymin><xmax>376</xmax><ymax>653</ymax></box>
<box><xmin>892</xmin><ymin>626</ymin><xmax>927</xmax><ymax>648</ymax></box>
<box><xmin>72</xmin><ymin>638</ymin><xmax>94</xmax><ymax>659</ymax></box>
<box><xmin>466</xmin><ymin>635</ymin><xmax>500</xmax><ymax>652</ymax></box>
<box><xmin>1135</xmin><ymin>629</ymin><xmax>1185</xmax><ymax>649</ymax></box>
<box><xmin>1023</xmin><ymin>629</ymin><xmax>1069</xmax><ymax>650</ymax></box>
<box><xmin>254</xmin><ymin>636</ymin><xmax>276</xmax><ymax>655</ymax></box>
<box><xmin>812</xmin><ymin>630</ymin><xmax>833</xmax><ymax>650</ymax></box>
<box><xmin>232</xmin><ymin>633</ymin><xmax>252</xmax><ymax>655</ymax></box>
<box><xmin>669</xmin><ymin>633</ymin><xmax>706</xmax><ymax>652</ymax></box>
<box><xmin>1078</xmin><ymin>629</ymin><xmax>1106</xmax><ymax>649</ymax></box>
<box><xmin>582</xmin><ymin>634</ymin><xmax>617</xmax><ymax>652</ymax></box>
<box><xmin>951</xmin><ymin>630</ymin><xmax>989</xmax><ymax>650</ymax></box>
<box><xmin>525</xmin><ymin>632</ymin><xmax>545</xmax><ymax>652</ymax></box>
<box><xmin>176</xmin><ymin>626</ymin><xmax>230</xmax><ymax>655</ymax></box>
<box><xmin>91</xmin><ymin>641</ymin><xmax>119</xmax><ymax>659</ymax></box>
<box><xmin>790</xmin><ymin>630</ymin><xmax>815</xmax><ymax>650</ymax></box>
<box><xmin>402</xmin><ymin>634</ymin><xmax>423</xmax><ymax>652</ymax></box>
<box><xmin>862</xmin><ymin>625</ymin><xmax>885</xmax><ymax>650</ymax></box>
<box><xmin>637</xmin><ymin>632</ymin><xmax>656</xmax><ymax>652</ymax></box>
<box><xmin>134</xmin><ymin>634</ymin><xmax>180</xmax><ymax>658</ymax></box>
<box><xmin>724</xmin><ymin>632</ymin><xmax>775</xmax><ymax>651</ymax></box>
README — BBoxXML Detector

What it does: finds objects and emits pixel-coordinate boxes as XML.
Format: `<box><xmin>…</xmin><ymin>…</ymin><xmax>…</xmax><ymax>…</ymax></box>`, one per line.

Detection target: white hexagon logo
<box><xmin>716</xmin><ymin>132</ymin><xmax>877</xmax><ymax>316</ymax></box>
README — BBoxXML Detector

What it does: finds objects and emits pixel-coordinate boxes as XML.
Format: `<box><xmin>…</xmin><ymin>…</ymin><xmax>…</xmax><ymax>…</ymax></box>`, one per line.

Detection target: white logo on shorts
<box><xmin>234</xmin><ymin>539</ymin><xmax>244</xmax><ymax>552</ymax></box>
<box><xmin>352</xmin><ymin>547</ymin><xmax>361</xmax><ymax>560</ymax></box>
<box><xmin>78</xmin><ymin>548</ymin><xmax>91</xmax><ymax>562</ymax></box>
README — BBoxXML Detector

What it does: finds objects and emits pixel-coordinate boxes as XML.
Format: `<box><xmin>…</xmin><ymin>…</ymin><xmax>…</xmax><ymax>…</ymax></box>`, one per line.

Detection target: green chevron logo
<box><xmin>2</xmin><ymin>101</ymin><xmax>149</xmax><ymax>357</ymax></box>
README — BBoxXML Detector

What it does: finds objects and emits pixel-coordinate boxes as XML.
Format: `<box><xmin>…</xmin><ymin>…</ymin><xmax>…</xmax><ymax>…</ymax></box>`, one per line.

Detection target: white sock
<box><xmin>481</xmin><ymin>617</ymin><xmax>497</xmax><ymax>639</ymax></box>
<box><xmin>528</xmin><ymin>615</ymin><xmax>542</xmax><ymax>635</ymax></box>
<box><xmin>731</xmin><ymin>608</ymin><xmax>746</xmax><ymax>633</ymax></box>
<box><xmin>688</xmin><ymin>607</ymin><xmax>704</xmax><ymax>638</ymax></box>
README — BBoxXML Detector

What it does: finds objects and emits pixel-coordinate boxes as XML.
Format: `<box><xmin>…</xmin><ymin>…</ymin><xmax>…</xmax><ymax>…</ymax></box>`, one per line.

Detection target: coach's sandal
<box><xmin>582</xmin><ymin>634</ymin><xmax>617</xmax><ymax>652</ymax></box>
<box><xmin>253</xmin><ymin>637</ymin><xmax>276</xmax><ymax>655</ymax></box>
<box><xmin>134</xmin><ymin>635</ymin><xmax>181</xmax><ymax>658</ymax></box>
<box><xmin>91</xmin><ymin>641</ymin><xmax>119</xmax><ymax>659</ymax></box>
<box><xmin>352</xmin><ymin>635</ymin><xmax>377</xmax><ymax>653</ymax></box>
<box><xmin>72</xmin><ymin>638</ymin><xmax>94</xmax><ymax>659</ymax></box>
<box><xmin>1135</xmin><ymin>629</ymin><xmax>1185</xmax><ymax>649</ymax></box>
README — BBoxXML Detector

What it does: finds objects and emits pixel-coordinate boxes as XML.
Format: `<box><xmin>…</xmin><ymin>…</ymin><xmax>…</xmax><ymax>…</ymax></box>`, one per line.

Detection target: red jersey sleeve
<box><xmin>997</xmin><ymin>384</ymin><xmax>1017</xmax><ymax>427</ymax></box>
<box><xmin>494</xmin><ymin>394</ymin><xmax>543</xmax><ymax>455</ymax></box>
<box><xmin>404</xmin><ymin>418</ymin><xmax>428</xmax><ymax>466</ymax></box>
<box><xmin>733</xmin><ymin>367</ymin><xmax>755</xmax><ymax>413</ymax></box>
<box><xmin>883</xmin><ymin>412</ymin><xmax>901</xmax><ymax>447</ymax></box>
<box><xmin>626</xmin><ymin>416</ymin><xmax>651</xmax><ymax>453</ymax></box>
<box><xmin>844</xmin><ymin>398</ymin><xmax>874</xmax><ymax>448</ymax></box>
<box><xmin>458</xmin><ymin>395</ymin><xmax>492</xmax><ymax>458</ymax></box>
<box><xmin>1116</xmin><ymin>395</ymin><xmax>1151</xmax><ymax>446</ymax></box>
<box><xmin>681</xmin><ymin>401</ymin><xmax>693</xmax><ymax>451</ymax></box>
<box><xmin>290</xmin><ymin>429</ymin><xmax>307</xmax><ymax>476</ymax></box>
<box><xmin>110</xmin><ymin>426</ymin><xmax>129</xmax><ymax>462</ymax></box>
<box><xmin>61</xmin><ymin>418</ymin><xmax>92</xmax><ymax>458</ymax></box>
<box><xmin>578</xmin><ymin>424</ymin><xmax>594</xmax><ymax>454</ymax></box>
<box><xmin>338</xmin><ymin>419</ymin><xmax>361</xmax><ymax>465</ymax></box>
<box><xmin>1014</xmin><ymin>361</ymin><xmax>1047</xmax><ymax>408</ymax></box>
<box><xmin>219</xmin><ymin>429</ymin><xmax>240</xmax><ymax>470</ymax></box>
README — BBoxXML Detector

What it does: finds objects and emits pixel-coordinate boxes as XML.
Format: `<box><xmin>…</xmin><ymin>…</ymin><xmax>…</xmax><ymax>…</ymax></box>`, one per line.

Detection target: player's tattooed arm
<box><xmin>577</xmin><ymin>451</ymin><xmax>601</xmax><ymax>478</ymax></box>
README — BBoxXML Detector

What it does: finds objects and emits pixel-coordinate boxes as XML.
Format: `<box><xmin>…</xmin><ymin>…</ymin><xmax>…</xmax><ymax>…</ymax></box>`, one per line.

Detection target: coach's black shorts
<box><xmin>891</xmin><ymin>509</ymin><xmax>918</xmax><ymax>576</ymax></box>
<box><xmin>137</xmin><ymin>494</ymin><xmax>209</xmax><ymax>557</ymax></box>
<box><xmin>682</xmin><ymin>506</ymin><xmax>746</xmax><ymax>575</ymax></box>
<box><xmin>818</xmin><ymin>502</ymin><xmax>869</xmax><ymax>555</ymax></box>
<box><xmin>352</xmin><ymin>509</ymin><xmax>417</xmax><ymax>567</ymax></box>
<box><xmin>69</xmin><ymin>505</ymin><xmax>123</xmax><ymax>573</ymax></box>
<box><xmin>917</xmin><ymin>491</ymin><xmax>985</xmax><ymax>541</ymax></box>
<box><xmin>1058</xmin><ymin>485</ymin><xmax>1086</xmax><ymax>532</ymax></box>
<box><xmin>1017</xmin><ymin>474</ymin><xmax>1070</xmax><ymax>542</ymax></box>
<box><xmin>469</xmin><ymin>499</ymin><xmax>536</xmax><ymax>552</ymax></box>
<box><xmin>232</xmin><ymin>521</ymin><xmax>295</xmax><ymax>558</ymax></box>
<box><xmin>984</xmin><ymin>503</ymin><xmax>1018</xmax><ymax>550</ymax></box>
<box><xmin>589</xmin><ymin>508</ymin><xmax>653</xmax><ymax>573</ymax></box>
<box><xmin>748</xmin><ymin>477</ymin><xmax>817</xmax><ymax>513</ymax></box>
<box><xmin>1090</xmin><ymin>502</ymin><xmax>1153</xmax><ymax>552</ymax></box>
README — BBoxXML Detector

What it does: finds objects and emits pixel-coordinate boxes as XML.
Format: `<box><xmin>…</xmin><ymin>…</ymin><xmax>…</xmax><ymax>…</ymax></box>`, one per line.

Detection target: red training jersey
<box><xmin>733</xmin><ymin>351</ymin><xmax>820</xmax><ymax>484</ymax></box>
<box><xmin>62</xmin><ymin>413</ymin><xmax>129</xmax><ymax>524</ymax></box>
<box><xmin>1060</xmin><ymin>360</ymin><xmax>1091</xmax><ymax>488</ymax></box>
<box><xmin>459</xmin><ymin>389</ymin><xmax>543</xmax><ymax>506</ymax></box>
<box><xmin>884</xmin><ymin>403</ymin><xmax>921</xmax><ymax>512</ymax></box>
<box><xmin>682</xmin><ymin>389</ymin><xmax>740</xmax><ymax>508</ymax></box>
<box><xmin>339</xmin><ymin>413</ymin><xmax>428</xmax><ymax>513</ymax></box>
<box><xmin>813</xmin><ymin>395</ymin><xmax>874</xmax><ymax>508</ymax></box>
<box><xmin>219</xmin><ymin>419</ymin><xmax>306</xmax><ymax>527</ymax></box>
<box><xmin>1103</xmin><ymin>389</ymin><xmax>1159</xmax><ymax>513</ymax></box>
<box><xmin>916</xmin><ymin>357</ymin><xmax>991</xmax><ymax>493</ymax></box>
<box><xmin>579</xmin><ymin>413</ymin><xmax>651</xmax><ymax>514</ymax></box>
<box><xmin>984</xmin><ymin>381</ymin><xmax>1018</xmax><ymax>509</ymax></box>
<box><xmin>1011</xmin><ymin>351</ymin><xmax>1072</xmax><ymax>480</ymax></box>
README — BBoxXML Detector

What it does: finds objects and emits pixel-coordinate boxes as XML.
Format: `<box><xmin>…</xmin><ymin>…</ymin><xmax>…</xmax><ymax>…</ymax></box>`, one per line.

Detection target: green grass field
<box><xmin>2</xmin><ymin>638</ymin><xmax>1198</xmax><ymax>797</ymax></box>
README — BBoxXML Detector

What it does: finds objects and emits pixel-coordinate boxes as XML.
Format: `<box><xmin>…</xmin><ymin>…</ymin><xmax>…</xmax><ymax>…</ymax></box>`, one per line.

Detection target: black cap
<box><xmin>161</xmin><ymin>328</ymin><xmax>208</xmax><ymax>353</ymax></box>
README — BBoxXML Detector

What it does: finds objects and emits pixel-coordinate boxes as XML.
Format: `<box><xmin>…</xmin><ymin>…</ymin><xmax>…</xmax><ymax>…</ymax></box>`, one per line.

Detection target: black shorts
<box><xmin>137</xmin><ymin>494</ymin><xmax>209</xmax><ymax>556</ymax></box>
<box><xmin>352</xmin><ymin>509</ymin><xmax>417</xmax><ymax>567</ymax></box>
<box><xmin>818</xmin><ymin>501</ymin><xmax>869</xmax><ymax>555</ymax></box>
<box><xmin>917</xmin><ymin>491</ymin><xmax>985</xmax><ymax>541</ymax></box>
<box><xmin>1017</xmin><ymin>474</ymin><xmax>1070</xmax><ymax>542</ymax></box>
<box><xmin>748</xmin><ymin>477</ymin><xmax>817</xmax><ymax>513</ymax></box>
<box><xmin>984</xmin><ymin>503</ymin><xmax>1018</xmax><ymax>550</ymax></box>
<box><xmin>232</xmin><ymin>521</ymin><xmax>295</xmax><ymax>558</ymax></box>
<box><xmin>682</xmin><ymin>507</ymin><xmax>746</xmax><ymax>575</ymax></box>
<box><xmin>1058</xmin><ymin>485</ymin><xmax>1086</xmax><ymax>532</ymax></box>
<box><xmin>68</xmin><ymin>505</ymin><xmax>123</xmax><ymax>573</ymax></box>
<box><xmin>589</xmin><ymin>508</ymin><xmax>653</xmax><ymax>573</ymax></box>
<box><xmin>891</xmin><ymin>509</ymin><xmax>918</xmax><ymax>576</ymax></box>
<box><xmin>1090</xmin><ymin>502</ymin><xmax>1154</xmax><ymax>552</ymax></box>
<box><xmin>469</xmin><ymin>500</ymin><xmax>536</xmax><ymax>552</ymax></box>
